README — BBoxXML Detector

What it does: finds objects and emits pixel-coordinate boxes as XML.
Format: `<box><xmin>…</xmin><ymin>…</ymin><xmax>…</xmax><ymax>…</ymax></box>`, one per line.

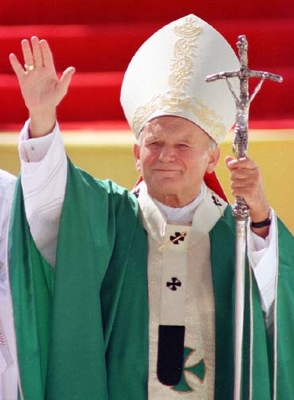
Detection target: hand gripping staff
<box><xmin>206</xmin><ymin>35</ymin><xmax>282</xmax><ymax>400</ymax></box>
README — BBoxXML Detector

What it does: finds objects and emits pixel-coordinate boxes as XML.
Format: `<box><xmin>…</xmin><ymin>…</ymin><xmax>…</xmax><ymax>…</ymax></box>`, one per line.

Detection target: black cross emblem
<box><xmin>166</xmin><ymin>277</ymin><xmax>182</xmax><ymax>291</ymax></box>
<box><xmin>212</xmin><ymin>194</ymin><xmax>222</xmax><ymax>206</ymax></box>
<box><xmin>132</xmin><ymin>187</ymin><xmax>140</xmax><ymax>198</ymax></box>
<box><xmin>170</xmin><ymin>232</ymin><xmax>186</xmax><ymax>245</ymax></box>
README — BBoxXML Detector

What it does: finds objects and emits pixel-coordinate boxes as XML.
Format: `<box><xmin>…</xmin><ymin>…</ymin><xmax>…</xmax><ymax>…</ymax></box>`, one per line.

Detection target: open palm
<box><xmin>9</xmin><ymin>36</ymin><xmax>75</xmax><ymax>112</ymax></box>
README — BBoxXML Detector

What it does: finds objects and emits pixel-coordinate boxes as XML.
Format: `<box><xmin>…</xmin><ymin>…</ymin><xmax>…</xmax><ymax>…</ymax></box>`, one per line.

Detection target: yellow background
<box><xmin>1</xmin><ymin>128</ymin><xmax>293</xmax><ymax>233</ymax></box>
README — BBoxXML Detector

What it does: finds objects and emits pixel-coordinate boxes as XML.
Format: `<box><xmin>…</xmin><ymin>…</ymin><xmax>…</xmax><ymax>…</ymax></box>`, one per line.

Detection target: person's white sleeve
<box><xmin>0</xmin><ymin>172</ymin><xmax>18</xmax><ymax>400</ymax></box>
<box><xmin>18</xmin><ymin>119</ymin><xmax>67</xmax><ymax>266</ymax></box>
<box><xmin>247</xmin><ymin>209</ymin><xmax>277</xmax><ymax>326</ymax></box>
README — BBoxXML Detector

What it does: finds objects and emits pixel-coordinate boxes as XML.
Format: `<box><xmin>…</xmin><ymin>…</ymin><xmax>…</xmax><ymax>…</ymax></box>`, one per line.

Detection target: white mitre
<box><xmin>120</xmin><ymin>14</ymin><xmax>240</xmax><ymax>145</ymax></box>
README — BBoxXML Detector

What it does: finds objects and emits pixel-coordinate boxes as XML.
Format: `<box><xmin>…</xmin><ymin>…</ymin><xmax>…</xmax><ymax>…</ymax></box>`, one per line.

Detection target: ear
<box><xmin>133</xmin><ymin>144</ymin><xmax>141</xmax><ymax>171</ymax></box>
<box><xmin>206</xmin><ymin>147</ymin><xmax>220</xmax><ymax>174</ymax></box>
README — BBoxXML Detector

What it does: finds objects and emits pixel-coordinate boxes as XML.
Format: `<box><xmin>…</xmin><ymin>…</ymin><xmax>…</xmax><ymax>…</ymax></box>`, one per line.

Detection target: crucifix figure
<box><xmin>206</xmin><ymin>34</ymin><xmax>283</xmax><ymax>400</ymax></box>
<box><xmin>206</xmin><ymin>34</ymin><xmax>283</xmax><ymax>220</ymax></box>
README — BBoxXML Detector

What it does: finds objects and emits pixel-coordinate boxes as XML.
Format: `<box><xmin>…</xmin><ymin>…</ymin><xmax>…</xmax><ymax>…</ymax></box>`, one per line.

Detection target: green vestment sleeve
<box><xmin>9</xmin><ymin>161</ymin><xmax>149</xmax><ymax>400</ymax></box>
<box><xmin>210</xmin><ymin>207</ymin><xmax>294</xmax><ymax>399</ymax></box>
<box><xmin>275</xmin><ymin>219</ymin><xmax>294</xmax><ymax>399</ymax></box>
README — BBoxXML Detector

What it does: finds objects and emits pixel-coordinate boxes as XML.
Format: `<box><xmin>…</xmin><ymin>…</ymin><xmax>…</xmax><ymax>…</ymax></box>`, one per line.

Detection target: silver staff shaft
<box><xmin>234</xmin><ymin>220</ymin><xmax>247</xmax><ymax>399</ymax></box>
<box><xmin>206</xmin><ymin>34</ymin><xmax>282</xmax><ymax>400</ymax></box>
<box><xmin>231</xmin><ymin>38</ymin><xmax>250</xmax><ymax>400</ymax></box>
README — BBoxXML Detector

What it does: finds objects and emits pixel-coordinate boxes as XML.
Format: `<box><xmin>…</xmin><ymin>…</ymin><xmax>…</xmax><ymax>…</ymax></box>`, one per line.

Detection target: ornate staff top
<box><xmin>206</xmin><ymin>34</ymin><xmax>283</xmax><ymax>220</ymax></box>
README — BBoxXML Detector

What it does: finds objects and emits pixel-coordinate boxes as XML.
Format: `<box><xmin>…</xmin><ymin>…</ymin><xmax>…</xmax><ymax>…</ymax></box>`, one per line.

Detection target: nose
<box><xmin>158</xmin><ymin>145</ymin><xmax>176</xmax><ymax>162</ymax></box>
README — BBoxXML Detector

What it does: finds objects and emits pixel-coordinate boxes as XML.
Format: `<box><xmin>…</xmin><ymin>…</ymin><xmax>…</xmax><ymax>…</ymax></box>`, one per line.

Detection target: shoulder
<box><xmin>100</xmin><ymin>179</ymin><xmax>139</xmax><ymax>214</ymax></box>
<box><xmin>277</xmin><ymin>216</ymin><xmax>294</xmax><ymax>263</ymax></box>
<box><xmin>66</xmin><ymin>161</ymin><xmax>139</xmax><ymax>214</ymax></box>
<box><xmin>210</xmin><ymin>203</ymin><xmax>236</xmax><ymax>235</ymax></box>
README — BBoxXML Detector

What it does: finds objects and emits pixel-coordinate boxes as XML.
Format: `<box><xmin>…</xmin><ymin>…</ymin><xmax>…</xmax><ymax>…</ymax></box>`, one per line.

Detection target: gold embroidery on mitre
<box><xmin>132</xmin><ymin>16</ymin><xmax>226</xmax><ymax>142</ymax></box>
<box><xmin>169</xmin><ymin>21</ymin><xmax>201</xmax><ymax>91</ymax></box>
<box><xmin>133</xmin><ymin>92</ymin><xmax>225</xmax><ymax>144</ymax></box>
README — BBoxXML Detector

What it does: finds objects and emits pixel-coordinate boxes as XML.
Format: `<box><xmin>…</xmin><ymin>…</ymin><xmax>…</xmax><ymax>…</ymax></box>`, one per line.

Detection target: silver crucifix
<box><xmin>206</xmin><ymin>34</ymin><xmax>283</xmax><ymax>220</ymax></box>
<box><xmin>206</xmin><ymin>34</ymin><xmax>282</xmax><ymax>400</ymax></box>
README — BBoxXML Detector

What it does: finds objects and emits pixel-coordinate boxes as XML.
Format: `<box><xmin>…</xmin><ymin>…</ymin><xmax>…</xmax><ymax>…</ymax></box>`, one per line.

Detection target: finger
<box><xmin>9</xmin><ymin>53</ymin><xmax>25</xmax><ymax>77</ymax></box>
<box><xmin>225</xmin><ymin>156</ymin><xmax>234</xmax><ymax>164</ymax></box>
<box><xmin>225</xmin><ymin>156</ymin><xmax>247</xmax><ymax>170</ymax></box>
<box><xmin>231</xmin><ymin>166</ymin><xmax>257</xmax><ymax>181</ymax></box>
<box><xmin>235</xmin><ymin>157</ymin><xmax>256</xmax><ymax>169</ymax></box>
<box><xmin>40</xmin><ymin>39</ymin><xmax>55</xmax><ymax>70</ymax></box>
<box><xmin>226</xmin><ymin>160</ymin><xmax>242</xmax><ymax>173</ymax></box>
<box><xmin>31</xmin><ymin>36</ymin><xmax>43</xmax><ymax>68</ymax></box>
<box><xmin>228</xmin><ymin>158</ymin><xmax>257</xmax><ymax>173</ymax></box>
<box><xmin>21</xmin><ymin>39</ymin><xmax>34</xmax><ymax>68</ymax></box>
<box><xmin>231</xmin><ymin>178</ymin><xmax>254</xmax><ymax>192</ymax></box>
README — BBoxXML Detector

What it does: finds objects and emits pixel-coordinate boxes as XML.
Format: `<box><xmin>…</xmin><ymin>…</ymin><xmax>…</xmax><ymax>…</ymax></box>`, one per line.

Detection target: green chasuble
<box><xmin>210</xmin><ymin>207</ymin><xmax>294</xmax><ymax>400</ymax></box>
<box><xmin>9</xmin><ymin>160</ymin><xmax>149</xmax><ymax>400</ymax></box>
<box><xmin>8</xmin><ymin>161</ymin><xmax>294</xmax><ymax>400</ymax></box>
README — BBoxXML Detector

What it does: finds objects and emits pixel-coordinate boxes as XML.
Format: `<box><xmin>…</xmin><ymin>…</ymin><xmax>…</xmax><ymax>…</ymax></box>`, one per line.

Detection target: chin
<box><xmin>152</xmin><ymin>183</ymin><xmax>180</xmax><ymax>196</ymax></box>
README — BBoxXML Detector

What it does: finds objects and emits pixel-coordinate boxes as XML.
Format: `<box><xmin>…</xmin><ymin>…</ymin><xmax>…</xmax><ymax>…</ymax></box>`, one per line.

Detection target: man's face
<box><xmin>133</xmin><ymin>116</ymin><xmax>220</xmax><ymax>207</ymax></box>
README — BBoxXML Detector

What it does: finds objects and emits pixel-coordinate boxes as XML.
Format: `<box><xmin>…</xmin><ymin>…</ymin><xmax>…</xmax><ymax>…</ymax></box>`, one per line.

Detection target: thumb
<box><xmin>59</xmin><ymin>66</ymin><xmax>75</xmax><ymax>95</ymax></box>
<box><xmin>225</xmin><ymin>156</ymin><xmax>234</xmax><ymax>168</ymax></box>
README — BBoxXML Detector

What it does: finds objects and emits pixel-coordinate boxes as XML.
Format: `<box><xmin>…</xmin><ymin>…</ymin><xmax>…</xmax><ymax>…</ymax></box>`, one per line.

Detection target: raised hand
<box><xmin>9</xmin><ymin>36</ymin><xmax>75</xmax><ymax>137</ymax></box>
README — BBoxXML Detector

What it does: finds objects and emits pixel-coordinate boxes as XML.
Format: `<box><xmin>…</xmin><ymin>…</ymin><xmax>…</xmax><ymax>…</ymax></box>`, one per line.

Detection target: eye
<box><xmin>176</xmin><ymin>143</ymin><xmax>190</xmax><ymax>150</ymax></box>
<box><xmin>146</xmin><ymin>141</ymin><xmax>162</xmax><ymax>149</ymax></box>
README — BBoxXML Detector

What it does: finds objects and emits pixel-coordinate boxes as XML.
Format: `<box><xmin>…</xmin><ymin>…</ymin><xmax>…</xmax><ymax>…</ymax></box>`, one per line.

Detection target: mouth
<box><xmin>152</xmin><ymin>169</ymin><xmax>181</xmax><ymax>177</ymax></box>
<box><xmin>153</xmin><ymin>168</ymin><xmax>181</xmax><ymax>172</ymax></box>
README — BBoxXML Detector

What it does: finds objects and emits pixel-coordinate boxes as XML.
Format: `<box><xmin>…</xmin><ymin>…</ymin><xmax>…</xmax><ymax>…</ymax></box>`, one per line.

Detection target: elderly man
<box><xmin>9</xmin><ymin>13</ymin><xmax>294</xmax><ymax>400</ymax></box>
<box><xmin>121</xmin><ymin>14</ymin><xmax>294</xmax><ymax>399</ymax></box>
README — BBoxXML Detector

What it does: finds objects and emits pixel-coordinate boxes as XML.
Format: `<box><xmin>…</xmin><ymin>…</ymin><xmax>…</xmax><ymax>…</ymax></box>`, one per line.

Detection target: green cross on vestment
<box><xmin>172</xmin><ymin>347</ymin><xmax>205</xmax><ymax>392</ymax></box>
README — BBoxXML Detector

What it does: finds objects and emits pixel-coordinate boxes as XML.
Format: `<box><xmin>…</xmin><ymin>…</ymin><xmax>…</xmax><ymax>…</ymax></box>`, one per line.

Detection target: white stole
<box><xmin>136</xmin><ymin>182</ymin><xmax>227</xmax><ymax>399</ymax></box>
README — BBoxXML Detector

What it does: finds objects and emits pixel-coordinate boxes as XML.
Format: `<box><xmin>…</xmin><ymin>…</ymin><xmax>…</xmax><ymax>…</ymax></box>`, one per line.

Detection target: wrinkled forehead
<box><xmin>139</xmin><ymin>115</ymin><xmax>212</xmax><ymax>143</ymax></box>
